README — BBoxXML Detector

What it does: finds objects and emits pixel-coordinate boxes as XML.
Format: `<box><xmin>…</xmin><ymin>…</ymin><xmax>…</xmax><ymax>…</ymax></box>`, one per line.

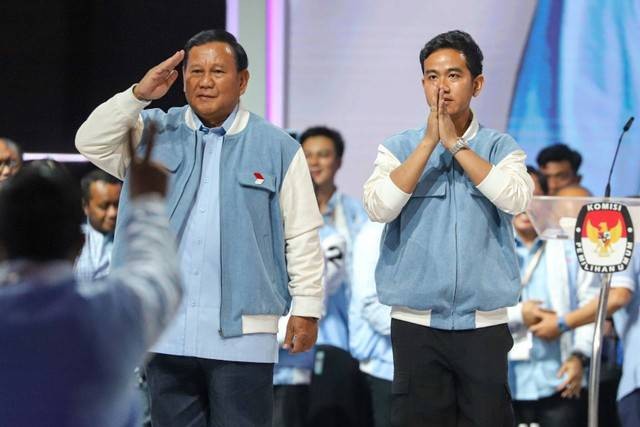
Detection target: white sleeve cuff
<box><xmin>476</xmin><ymin>165</ymin><xmax>507</xmax><ymax>202</ymax></box>
<box><xmin>507</xmin><ymin>303</ymin><xmax>524</xmax><ymax>325</ymax></box>
<box><xmin>611</xmin><ymin>276</ymin><xmax>636</xmax><ymax>291</ymax></box>
<box><xmin>114</xmin><ymin>85</ymin><xmax>151</xmax><ymax>124</ymax></box>
<box><xmin>290</xmin><ymin>295</ymin><xmax>324</xmax><ymax>319</ymax></box>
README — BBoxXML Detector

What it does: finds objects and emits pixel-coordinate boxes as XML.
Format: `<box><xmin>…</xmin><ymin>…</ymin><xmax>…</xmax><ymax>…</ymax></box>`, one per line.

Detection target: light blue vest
<box><xmin>112</xmin><ymin>106</ymin><xmax>300</xmax><ymax>337</ymax></box>
<box><xmin>376</xmin><ymin>125</ymin><xmax>522</xmax><ymax>330</ymax></box>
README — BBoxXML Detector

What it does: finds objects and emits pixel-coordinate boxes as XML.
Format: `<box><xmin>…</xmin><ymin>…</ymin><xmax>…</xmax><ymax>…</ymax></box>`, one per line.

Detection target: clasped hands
<box><xmin>423</xmin><ymin>86</ymin><xmax>459</xmax><ymax>150</ymax></box>
<box><xmin>521</xmin><ymin>300</ymin><xmax>583</xmax><ymax>399</ymax></box>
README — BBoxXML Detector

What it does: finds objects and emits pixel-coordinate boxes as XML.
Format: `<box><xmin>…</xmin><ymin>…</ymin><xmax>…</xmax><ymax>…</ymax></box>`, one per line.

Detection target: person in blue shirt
<box><xmin>363</xmin><ymin>30</ymin><xmax>533</xmax><ymax>426</ymax></box>
<box><xmin>350</xmin><ymin>220</ymin><xmax>393</xmax><ymax>427</ymax></box>
<box><xmin>0</xmin><ymin>138</ymin><xmax>183</xmax><ymax>427</ymax></box>
<box><xmin>531</xmin><ymin>224</ymin><xmax>639</xmax><ymax>427</ymax></box>
<box><xmin>76</xmin><ymin>30</ymin><xmax>324</xmax><ymax>427</ymax></box>
<box><xmin>75</xmin><ymin>169</ymin><xmax>121</xmax><ymax>282</ymax></box>
<box><xmin>300</xmin><ymin>126</ymin><xmax>370</xmax><ymax>426</ymax></box>
<box><xmin>273</xmin><ymin>226</ymin><xmax>346</xmax><ymax>427</ymax></box>
<box><xmin>507</xmin><ymin>170</ymin><xmax>599</xmax><ymax>427</ymax></box>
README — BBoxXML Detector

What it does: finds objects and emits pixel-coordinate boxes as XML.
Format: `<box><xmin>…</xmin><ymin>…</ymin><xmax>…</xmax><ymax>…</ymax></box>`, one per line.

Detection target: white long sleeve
<box><xmin>75</xmin><ymin>86</ymin><xmax>148</xmax><ymax>179</ymax></box>
<box><xmin>363</xmin><ymin>145</ymin><xmax>533</xmax><ymax>223</ymax></box>
<box><xmin>279</xmin><ymin>148</ymin><xmax>325</xmax><ymax>318</ymax></box>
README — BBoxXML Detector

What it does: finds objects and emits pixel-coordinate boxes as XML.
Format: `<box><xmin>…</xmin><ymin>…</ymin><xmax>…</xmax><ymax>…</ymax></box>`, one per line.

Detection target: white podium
<box><xmin>526</xmin><ymin>196</ymin><xmax>638</xmax><ymax>427</ymax></box>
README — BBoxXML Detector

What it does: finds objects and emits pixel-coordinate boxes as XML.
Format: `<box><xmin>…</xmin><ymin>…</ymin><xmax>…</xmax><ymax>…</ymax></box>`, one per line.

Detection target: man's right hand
<box><xmin>133</xmin><ymin>50</ymin><xmax>185</xmax><ymax>102</ymax></box>
<box><xmin>127</xmin><ymin>124</ymin><xmax>168</xmax><ymax>198</ymax></box>
<box><xmin>522</xmin><ymin>299</ymin><xmax>543</xmax><ymax>326</ymax></box>
<box><xmin>423</xmin><ymin>84</ymin><xmax>440</xmax><ymax>145</ymax></box>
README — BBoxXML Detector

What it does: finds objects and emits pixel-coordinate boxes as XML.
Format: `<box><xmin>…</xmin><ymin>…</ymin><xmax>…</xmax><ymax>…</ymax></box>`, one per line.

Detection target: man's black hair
<box><xmin>419</xmin><ymin>30</ymin><xmax>484</xmax><ymax>78</ymax></box>
<box><xmin>536</xmin><ymin>143</ymin><xmax>583</xmax><ymax>174</ymax></box>
<box><xmin>80</xmin><ymin>169</ymin><xmax>121</xmax><ymax>205</ymax></box>
<box><xmin>299</xmin><ymin>126</ymin><xmax>345</xmax><ymax>159</ymax></box>
<box><xmin>184</xmin><ymin>29</ymin><xmax>248</xmax><ymax>71</ymax></box>
<box><xmin>0</xmin><ymin>160</ymin><xmax>83</xmax><ymax>261</ymax></box>
<box><xmin>526</xmin><ymin>165</ymin><xmax>548</xmax><ymax>195</ymax></box>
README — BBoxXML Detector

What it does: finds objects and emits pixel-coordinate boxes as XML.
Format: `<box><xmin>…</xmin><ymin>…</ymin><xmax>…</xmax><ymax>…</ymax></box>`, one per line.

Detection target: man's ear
<box><xmin>472</xmin><ymin>74</ymin><xmax>484</xmax><ymax>97</ymax></box>
<box><xmin>239</xmin><ymin>69</ymin><xmax>250</xmax><ymax>95</ymax></box>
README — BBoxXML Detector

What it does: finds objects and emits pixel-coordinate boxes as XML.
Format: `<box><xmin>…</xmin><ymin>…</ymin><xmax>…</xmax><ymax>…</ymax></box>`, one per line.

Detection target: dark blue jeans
<box><xmin>618</xmin><ymin>388</ymin><xmax>640</xmax><ymax>427</ymax></box>
<box><xmin>146</xmin><ymin>353</ymin><xmax>274</xmax><ymax>427</ymax></box>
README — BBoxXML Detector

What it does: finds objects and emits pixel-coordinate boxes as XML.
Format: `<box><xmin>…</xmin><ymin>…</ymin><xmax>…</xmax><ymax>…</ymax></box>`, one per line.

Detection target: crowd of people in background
<box><xmin>1</xmin><ymin>28</ymin><xmax>639</xmax><ymax>427</ymax></box>
<box><xmin>1</xmin><ymin>129</ymin><xmax>636</xmax><ymax>427</ymax></box>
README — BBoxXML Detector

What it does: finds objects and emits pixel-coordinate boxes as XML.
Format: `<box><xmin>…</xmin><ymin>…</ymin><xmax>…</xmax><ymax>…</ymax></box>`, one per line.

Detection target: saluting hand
<box><xmin>133</xmin><ymin>50</ymin><xmax>185</xmax><ymax>102</ymax></box>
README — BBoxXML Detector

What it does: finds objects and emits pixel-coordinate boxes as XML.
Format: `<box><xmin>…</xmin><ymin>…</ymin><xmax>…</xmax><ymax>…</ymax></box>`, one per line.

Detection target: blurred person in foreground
<box><xmin>0</xmin><ymin>135</ymin><xmax>182</xmax><ymax>426</ymax></box>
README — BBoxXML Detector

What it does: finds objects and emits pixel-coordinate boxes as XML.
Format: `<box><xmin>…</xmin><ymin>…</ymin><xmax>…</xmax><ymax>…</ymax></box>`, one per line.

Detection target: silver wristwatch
<box><xmin>449</xmin><ymin>137</ymin><xmax>470</xmax><ymax>156</ymax></box>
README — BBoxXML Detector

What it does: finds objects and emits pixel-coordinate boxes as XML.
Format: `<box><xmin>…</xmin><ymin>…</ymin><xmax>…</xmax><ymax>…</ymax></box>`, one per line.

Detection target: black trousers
<box><xmin>513</xmin><ymin>391</ymin><xmax>586</xmax><ymax>427</ymax></box>
<box><xmin>306</xmin><ymin>345</ymin><xmax>372</xmax><ymax>427</ymax></box>
<box><xmin>390</xmin><ymin>320</ymin><xmax>514</xmax><ymax>427</ymax></box>
<box><xmin>364</xmin><ymin>373</ymin><xmax>392</xmax><ymax>427</ymax></box>
<box><xmin>145</xmin><ymin>353</ymin><xmax>274</xmax><ymax>427</ymax></box>
<box><xmin>272</xmin><ymin>385</ymin><xmax>310</xmax><ymax>427</ymax></box>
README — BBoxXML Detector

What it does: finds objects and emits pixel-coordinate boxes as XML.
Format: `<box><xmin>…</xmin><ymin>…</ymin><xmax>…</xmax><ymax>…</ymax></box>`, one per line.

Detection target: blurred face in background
<box><xmin>540</xmin><ymin>160</ymin><xmax>579</xmax><ymax>195</ymax></box>
<box><xmin>84</xmin><ymin>181</ymin><xmax>121</xmax><ymax>235</ymax></box>
<box><xmin>0</xmin><ymin>142</ymin><xmax>20</xmax><ymax>182</ymax></box>
<box><xmin>302</xmin><ymin>136</ymin><xmax>341</xmax><ymax>190</ymax></box>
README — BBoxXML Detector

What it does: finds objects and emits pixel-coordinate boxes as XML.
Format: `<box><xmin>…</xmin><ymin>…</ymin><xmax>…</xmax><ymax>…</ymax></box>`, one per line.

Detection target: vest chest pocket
<box><xmin>411</xmin><ymin>177</ymin><xmax>447</xmax><ymax>198</ymax></box>
<box><xmin>238</xmin><ymin>172</ymin><xmax>277</xmax><ymax>193</ymax></box>
<box><xmin>237</xmin><ymin>172</ymin><xmax>278</xmax><ymax>223</ymax></box>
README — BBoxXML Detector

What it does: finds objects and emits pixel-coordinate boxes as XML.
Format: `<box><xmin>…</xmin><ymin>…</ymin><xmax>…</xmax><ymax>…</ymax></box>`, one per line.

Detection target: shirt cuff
<box><xmin>507</xmin><ymin>303</ymin><xmax>524</xmax><ymax>325</ymax></box>
<box><xmin>290</xmin><ymin>295</ymin><xmax>323</xmax><ymax>319</ymax></box>
<box><xmin>611</xmin><ymin>276</ymin><xmax>635</xmax><ymax>291</ymax></box>
<box><xmin>476</xmin><ymin>165</ymin><xmax>508</xmax><ymax>202</ymax></box>
<box><xmin>115</xmin><ymin>84</ymin><xmax>152</xmax><ymax>118</ymax></box>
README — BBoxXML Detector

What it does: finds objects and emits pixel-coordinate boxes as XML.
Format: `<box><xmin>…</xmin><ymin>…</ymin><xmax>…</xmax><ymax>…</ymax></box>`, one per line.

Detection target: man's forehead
<box><xmin>541</xmin><ymin>160</ymin><xmax>573</xmax><ymax>171</ymax></box>
<box><xmin>0</xmin><ymin>142</ymin><xmax>11</xmax><ymax>159</ymax></box>
<box><xmin>424</xmin><ymin>49</ymin><xmax>467</xmax><ymax>68</ymax></box>
<box><xmin>188</xmin><ymin>42</ymin><xmax>234</xmax><ymax>63</ymax></box>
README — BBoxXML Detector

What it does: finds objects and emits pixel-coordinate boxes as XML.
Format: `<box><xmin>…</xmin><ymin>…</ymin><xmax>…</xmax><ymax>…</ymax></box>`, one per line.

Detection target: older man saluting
<box><xmin>76</xmin><ymin>29</ymin><xmax>324</xmax><ymax>427</ymax></box>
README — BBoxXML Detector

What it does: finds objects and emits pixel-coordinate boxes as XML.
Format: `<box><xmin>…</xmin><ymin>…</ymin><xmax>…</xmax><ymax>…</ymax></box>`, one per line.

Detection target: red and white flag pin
<box><xmin>254</xmin><ymin>172</ymin><xmax>265</xmax><ymax>185</ymax></box>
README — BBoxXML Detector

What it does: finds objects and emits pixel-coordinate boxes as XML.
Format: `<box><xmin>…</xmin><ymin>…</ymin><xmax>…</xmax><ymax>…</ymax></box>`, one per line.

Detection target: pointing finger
<box><xmin>127</xmin><ymin>128</ymin><xmax>137</xmax><ymax>163</ymax></box>
<box><xmin>143</xmin><ymin>124</ymin><xmax>157</xmax><ymax>162</ymax></box>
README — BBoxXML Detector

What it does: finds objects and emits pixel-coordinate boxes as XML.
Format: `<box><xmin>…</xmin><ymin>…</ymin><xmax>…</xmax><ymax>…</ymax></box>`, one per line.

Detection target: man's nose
<box><xmin>199</xmin><ymin>71</ymin><xmax>215</xmax><ymax>87</ymax></box>
<box><xmin>107</xmin><ymin>206</ymin><xmax>118</xmax><ymax>218</ymax></box>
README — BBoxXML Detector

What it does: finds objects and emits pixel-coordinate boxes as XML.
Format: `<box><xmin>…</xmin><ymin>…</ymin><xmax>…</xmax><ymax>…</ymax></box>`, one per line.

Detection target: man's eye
<box><xmin>191</xmin><ymin>69</ymin><xmax>203</xmax><ymax>74</ymax></box>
